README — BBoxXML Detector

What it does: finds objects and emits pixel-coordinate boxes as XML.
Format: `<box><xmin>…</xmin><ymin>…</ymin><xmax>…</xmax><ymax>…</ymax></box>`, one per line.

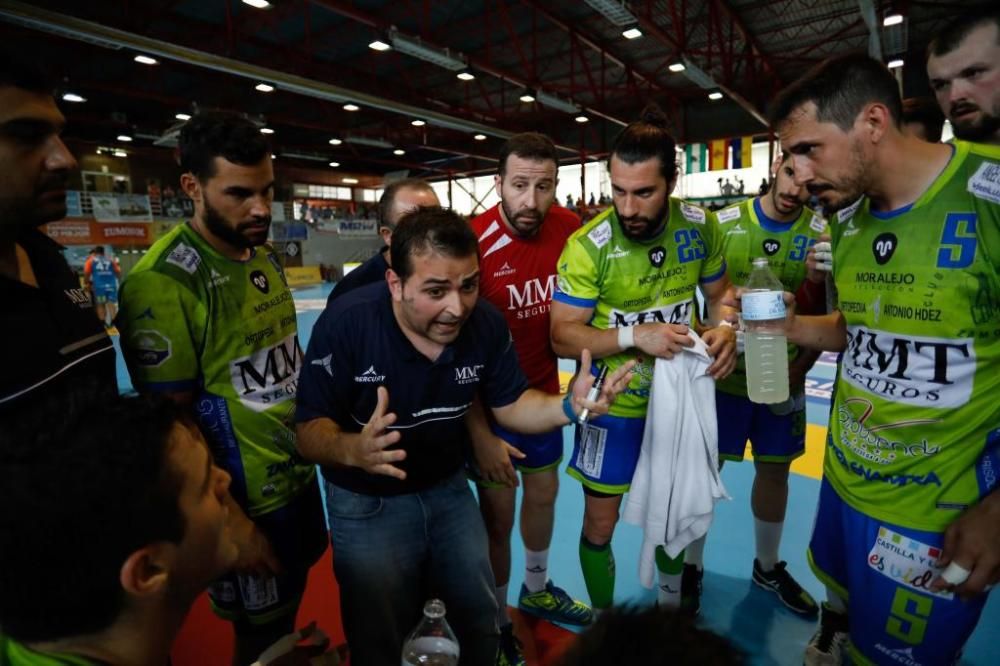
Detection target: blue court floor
<box><xmin>113</xmin><ymin>283</ymin><xmax>999</xmax><ymax>664</ymax></box>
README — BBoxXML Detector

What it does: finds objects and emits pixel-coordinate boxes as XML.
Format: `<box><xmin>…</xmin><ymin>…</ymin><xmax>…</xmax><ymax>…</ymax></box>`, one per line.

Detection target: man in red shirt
<box><xmin>469</xmin><ymin>133</ymin><xmax>589</xmax><ymax>665</ymax></box>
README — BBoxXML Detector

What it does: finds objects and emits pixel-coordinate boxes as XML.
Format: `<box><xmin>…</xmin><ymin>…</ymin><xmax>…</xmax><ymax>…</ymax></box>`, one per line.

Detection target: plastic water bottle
<box><xmin>401</xmin><ymin>599</ymin><xmax>460</xmax><ymax>666</ymax></box>
<box><xmin>742</xmin><ymin>258</ymin><xmax>789</xmax><ymax>404</ymax></box>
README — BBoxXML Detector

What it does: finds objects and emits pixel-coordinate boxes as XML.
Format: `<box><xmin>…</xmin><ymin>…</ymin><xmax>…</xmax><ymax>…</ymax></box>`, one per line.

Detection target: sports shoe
<box><xmin>803</xmin><ymin>602</ymin><xmax>849</xmax><ymax>666</ymax></box>
<box><xmin>680</xmin><ymin>564</ymin><xmax>703</xmax><ymax>616</ymax></box>
<box><xmin>752</xmin><ymin>559</ymin><xmax>819</xmax><ymax>616</ymax></box>
<box><xmin>517</xmin><ymin>580</ymin><xmax>593</xmax><ymax>626</ymax></box>
<box><xmin>496</xmin><ymin>623</ymin><xmax>525</xmax><ymax>666</ymax></box>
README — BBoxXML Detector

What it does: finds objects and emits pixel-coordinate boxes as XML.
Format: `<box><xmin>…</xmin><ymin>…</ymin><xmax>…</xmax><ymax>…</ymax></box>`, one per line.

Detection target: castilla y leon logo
<box><xmin>648</xmin><ymin>246</ymin><xmax>666</xmax><ymax>268</ymax></box>
<box><xmin>250</xmin><ymin>270</ymin><xmax>270</xmax><ymax>293</ymax></box>
<box><xmin>873</xmin><ymin>232</ymin><xmax>897</xmax><ymax>265</ymax></box>
<box><xmin>762</xmin><ymin>239</ymin><xmax>781</xmax><ymax>256</ymax></box>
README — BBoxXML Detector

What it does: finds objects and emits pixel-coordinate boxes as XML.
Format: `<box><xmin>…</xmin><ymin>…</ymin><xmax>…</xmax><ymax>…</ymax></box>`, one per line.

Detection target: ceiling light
<box><xmin>708</xmin><ymin>91</ymin><xmax>724</xmax><ymax>101</ymax></box>
<box><xmin>242</xmin><ymin>0</ymin><xmax>272</xmax><ymax>8</ymax></box>
<box><xmin>113</xmin><ymin>150</ymin><xmax>128</xmax><ymax>157</ymax></box>
<box><xmin>329</xmin><ymin>161</ymin><xmax>340</xmax><ymax>167</ymax></box>
<box><xmin>175</xmin><ymin>113</ymin><xmax>191</xmax><ymax>121</ymax></box>
<box><xmin>329</xmin><ymin>138</ymin><xmax>343</xmax><ymax>145</ymax></box>
<box><xmin>133</xmin><ymin>55</ymin><xmax>158</xmax><ymax>65</ymax></box>
<box><xmin>343</xmin><ymin>103</ymin><xmax>360</xmax><ymax>111</ymax></box>
<box><xmin>584</xmin><ymin>0</ymin><xmax>638</xmax><ymax>26</ymax></box>
<box><xmin>519</xmin><ymin>91</ymin><xmax>535</xmax><ymax>103</ymax></box>
<box><xmin>61</xmin><ymin>92</ymin><xmax>86</xmax><ymax>103</ymax></box>
<box><xmin>393</xmin><ymin>149</ymin><xmax>405</xmax><ymax>155</ymax></box>
<box><xmin>883</xmin><ymin>12</ymin><xmax>903</xmax><ymax>27</ymax></box>
<box><xmin>474</xmin><ymin>134</ymin><xmax>486</xmax><ymax>141</ymax></box>
<box><xmin>411</xmin><ymin>119</ymin><xmax>426</xmax><ymax>127</ymax></box>
<box><xmin>575</xmin><ymin>115</ymin><xmax>589</xmax><ymax>123</ymax></box>
<box><xmin>255</xmin><ymin>82</ymin><xmax>275</xmax><ymax>92</ymax></box>
<box><xmin>668</xmin><ymin>62</ymin><xmax>686</xmax><ymax>73</ymax></box>
<box><xmin>343</xmin><ymin>178</ymin><xmax>359</xmax><ymax>184</ymax></box>
<box><xmin>887</xmin><ymin>59</ymin><xmax>904</xmax><ymax>69</ymax></box>
<box><xmin>457</xmin><ymin>70</ymin><xmax>475</xmax><ymax>81</ymax></box>
<box><xmin>368</xmin><ymin>40</ymin><xmax>391</xmax><ymax>52</ymax></box>
<box><xmin>117</xmin><ymin>134</ymin><xmax>133</xmax><ymax>142</ymax></box>
<box><xmin>271</xmin><ymin>153</ymin><xmax>277</xmax><ymax>159</ymax></box>
<box><xmin>622</xmin><ymin>27</ymin><xmax>643</xmax><ymax>40</ymax></box>
<box><xmin>388</xmin><ymin>27</ymin><xmax>468</xmax><ymax>70</ymax></box>
<box><xmin>259</xmin><ymin>127</ymin><xmax>275</xmax><ymax>134</ymax></box>
<box><xmin>536</xmin><ymin>89</ymin><xmax>579</xmax><ymax>113</ymax></box>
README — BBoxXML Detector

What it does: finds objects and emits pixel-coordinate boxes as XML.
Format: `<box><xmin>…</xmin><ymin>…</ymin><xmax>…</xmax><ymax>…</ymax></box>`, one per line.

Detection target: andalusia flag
<box><xmin>684</xmin><ymin>143</ymin><xmax>707</xmax><ymax>173</ymax></box>
<box><xmin>709</xmin><ymin>139</ymin><xmax>728</xmax><ymax>170</ymax></box>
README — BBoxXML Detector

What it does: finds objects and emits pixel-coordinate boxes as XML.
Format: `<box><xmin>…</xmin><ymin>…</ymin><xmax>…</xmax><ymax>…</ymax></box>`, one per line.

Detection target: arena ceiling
<box><xmin>0</xmin><ymin>0</ymin><xmax>971</xmax><ymax>182</ymax></box>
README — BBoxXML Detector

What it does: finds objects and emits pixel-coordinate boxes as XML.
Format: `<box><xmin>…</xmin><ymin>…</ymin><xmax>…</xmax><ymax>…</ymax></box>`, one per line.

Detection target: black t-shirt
<box><xmin>1</xmin><ymin>230</ymin><xmax>118</xmax><ymax>427</ymax></box>
<box><xmin>326</xmin><ymin>248</ymin><xmax>389</xmax><ymax>306</ymax></box>
<box><xmin>298</xmin><ymin>282</ymin><xmax>528</xmax><ymax>496</ymax></box>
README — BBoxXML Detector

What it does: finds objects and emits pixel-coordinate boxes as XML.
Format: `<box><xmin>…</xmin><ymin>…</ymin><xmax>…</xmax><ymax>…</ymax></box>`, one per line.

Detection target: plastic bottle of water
<box><xmin>742</xmin><ymin>258</ymin><xmax>789</xmax><ymax>404</ymax></box>
<box><xmin>401</xmin><ymin>599</ymin><xmax>460</xmax><ymax>666</ymax></box>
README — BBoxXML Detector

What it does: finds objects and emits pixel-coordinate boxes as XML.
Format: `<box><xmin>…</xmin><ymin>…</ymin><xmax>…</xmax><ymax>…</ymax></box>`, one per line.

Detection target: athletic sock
<box><xmin>685</xmin><ymin>535</ymin><xmax>706</xmax><ymax>570</ymax></box>
<box><xmin>579</xmin><ymin>535</ymin><xmax>615</xmax><ymax>609</ymax></box>
<box><xmin>495</xmin><ymin>583</ymin><xmax>511</xmax><ymax>628</ymax></box>
<box><xmin>656</xmin><ymin>545</ymin><xmax>685</xmax><ymax>609</ymax></box>
<box><xmin>754</xmin><ymin>518</ymin><xmax>783</xmax><ymax>572</ymax></box>
<box><xmin>524</xmin><ymin>548</ymin><xmax>549</xmax><ymax>593</ymax></box>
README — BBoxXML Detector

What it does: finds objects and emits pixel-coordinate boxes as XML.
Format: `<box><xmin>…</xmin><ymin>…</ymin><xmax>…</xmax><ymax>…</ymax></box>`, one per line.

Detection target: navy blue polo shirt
<box><xmin>298</xmin><ymin>281</ymin><xmax>529</xmax><ymax>496</ymax></box>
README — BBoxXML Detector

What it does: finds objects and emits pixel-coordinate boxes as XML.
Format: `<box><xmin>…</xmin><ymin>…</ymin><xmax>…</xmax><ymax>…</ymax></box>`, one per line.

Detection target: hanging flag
<box><xmin>684</xmin><ymin>143</ymin><xmax>707</xmax><ymax>174</ymax></box>
<box><xmin>709</xmin><ymin>139</ymin><xmax>728</xmax><ymax>171</ymax></box>
<box><xmin>730</xmin><ymin>136</ymin><xmax>754</xmax><ymax>169</ymax></box>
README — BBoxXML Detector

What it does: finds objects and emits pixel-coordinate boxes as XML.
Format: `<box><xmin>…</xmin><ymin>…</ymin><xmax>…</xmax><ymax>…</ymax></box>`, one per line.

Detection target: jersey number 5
<box><xmin>937</xmin><ymin>213</ymin><xmax>978</xmax><ymax>269</ymax></box>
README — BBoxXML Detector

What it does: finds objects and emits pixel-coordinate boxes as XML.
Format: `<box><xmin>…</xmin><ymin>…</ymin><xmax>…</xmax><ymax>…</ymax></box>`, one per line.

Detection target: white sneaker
<box><xmin>803</xmin><ymin>602</ymin><xmax>848</xmax><ymax>665</ymax></box>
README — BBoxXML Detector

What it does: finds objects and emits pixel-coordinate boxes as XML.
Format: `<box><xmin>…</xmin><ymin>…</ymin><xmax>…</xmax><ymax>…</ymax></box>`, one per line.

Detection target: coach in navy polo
<box><xmin>296</xmin><ymin>207</ymin><xmax>632</xmax><ymax>666</ymax></box>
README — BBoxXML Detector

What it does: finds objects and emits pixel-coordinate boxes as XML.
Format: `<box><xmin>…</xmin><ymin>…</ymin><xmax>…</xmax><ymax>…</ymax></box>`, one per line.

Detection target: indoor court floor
<box><xmin>108</xmin><ymin>283</ymin><xmax>998</xmax><ymax>665</ymax></box>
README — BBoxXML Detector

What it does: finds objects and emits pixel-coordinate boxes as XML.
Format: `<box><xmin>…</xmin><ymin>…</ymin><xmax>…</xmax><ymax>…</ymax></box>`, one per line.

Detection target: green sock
<box><xmin>579</xmin><ymin>535</ymin><xmax>615</xmax><ymax>609</ymax></box>
<box><xmin>655</xmin><ymin>545</ymin><xmax>685</xmax><ymax>574</ymax></box>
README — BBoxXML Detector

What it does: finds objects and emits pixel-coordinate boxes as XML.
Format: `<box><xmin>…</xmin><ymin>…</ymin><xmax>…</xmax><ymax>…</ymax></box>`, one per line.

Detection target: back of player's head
<box><xmin>93</xmin><ymin>245</ymin><xmax>105</xmax><ymax>254</ymax></box>
<box><xmin>390</xmin><ymin>206</ymin><xmax>478</xmax><ymax>282</ymax></box>
<box><xmin>178</xmin><ymin>111</ymin><xmax>270</xmax><ymax>180</ymax></box>
<box><xmin>901</xmin><ymin>96</ymin><xmax>946</xmax><ymax>142</ymax></box>
<box><xmin>498</xmin><ymin>132</ymin><xmax>559</xmax><ymax>177</ymax></box>
<box><xmin>770</xmin><ymin>53</ymin><xmax>902</xmax><ymax>131</ymax></box>
<box><xmin>377</xmin><ymin>178</ymin><xmax>437</xmax><ymax>230</ymax></box>
<box><xmin>0</xmin><ymin>47</ymin><xmax>55</xmax><ymax>94</ymax></box>
<box><xmin>927</xmin><ymin>6</ymin><xmax>1000</xmax><ymax>57</ymax></box>
<box><xmin>0</xmin><ymin>392</ymin><xmax>187</xmax><ymax>643</ymax></box>
<box><xmin>609</xmin><ymin>104</ymin><xmax>679</xmax><ymax>182</ymax></box>
<box><xmin>558</xmin><ymin>605</ymin><xmax>744</xmax><ymax>665</ymax></box>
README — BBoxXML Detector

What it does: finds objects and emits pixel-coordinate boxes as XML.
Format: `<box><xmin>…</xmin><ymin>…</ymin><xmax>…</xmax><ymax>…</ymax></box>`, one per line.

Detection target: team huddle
<box><xmin>2</xmin><ymin>7</ymin><xmax>999</xmax><ymax>666</ymax></box>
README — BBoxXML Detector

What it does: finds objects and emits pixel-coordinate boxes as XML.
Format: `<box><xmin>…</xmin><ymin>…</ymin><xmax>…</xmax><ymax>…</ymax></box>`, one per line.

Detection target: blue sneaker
<box><xmin>517</xmin><ymin>580</ymin><xmax>593</xmax><ymax>626</ymax></box>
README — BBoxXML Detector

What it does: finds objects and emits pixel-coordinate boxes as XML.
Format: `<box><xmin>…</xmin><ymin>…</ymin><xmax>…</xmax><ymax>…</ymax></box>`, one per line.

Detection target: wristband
<box><xmin>617</xmin><ymin>325</ymin><xmax>635</xmax><ymax>350</ymax></box>
<box><xmin>718</xmin><ymin>320</ymin><xmax>733</xmax><ymax>328</ymax></box>
<box><xmin>562</xmin><ymin>394</ymin><xmax>577</xmax><ymax>424</ymax></box>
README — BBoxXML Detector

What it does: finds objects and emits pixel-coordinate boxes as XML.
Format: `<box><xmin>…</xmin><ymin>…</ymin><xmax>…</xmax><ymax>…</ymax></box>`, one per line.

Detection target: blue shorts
<box><xmin>567</xmin><ymin>413</ymin><xmax>646</xmax><ymax>495</ymax></box>
<box><xmin>91</xmin><ymin>284</ymin><xmax>117</xmax><ymax>303</ymax></box>
<box><xmin>716</xmin><ymin>390</ymin><xmax>806</xmax><ymax>463</ymax></box>
<box><xmin>209</xmin><ymin>479</ymin><xmax>328</xmax><ymax>626</ymax></box>
<box><xmin>808</xmin><ymin>478</ymin><xmax>989</xmax><ymax>665</ymax></box>
<box><xmin>469</xmin><ymin>422</ymin><xmax>563</xmax><ymax>488</ymax></box>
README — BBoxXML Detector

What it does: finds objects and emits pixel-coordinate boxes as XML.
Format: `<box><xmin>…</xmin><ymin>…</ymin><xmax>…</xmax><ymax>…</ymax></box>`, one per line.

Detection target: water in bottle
<box><xmin>741</xmin><ymin>258</ymin><xmax>789</xmax><ymax>404</ymax></box>
<box><xmin>401</xmin><ymin>599</ymin><xmax>460</xmax><ymax>666</ymax></box>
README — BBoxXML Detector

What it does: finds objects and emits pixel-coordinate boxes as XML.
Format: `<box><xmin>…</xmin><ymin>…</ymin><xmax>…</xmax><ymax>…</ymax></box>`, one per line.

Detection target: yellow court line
<box><xmin>559</xmin><ymin>370</ymin><xmax>827</xmax><ymax>481</ymax></box>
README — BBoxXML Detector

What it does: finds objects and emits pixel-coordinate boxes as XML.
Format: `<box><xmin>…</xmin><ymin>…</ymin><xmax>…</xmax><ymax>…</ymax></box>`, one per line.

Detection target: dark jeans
<box><xmin>326</xmin><ymin>470</ymin><xmax>499</xmax><ymax>665</ymax></box>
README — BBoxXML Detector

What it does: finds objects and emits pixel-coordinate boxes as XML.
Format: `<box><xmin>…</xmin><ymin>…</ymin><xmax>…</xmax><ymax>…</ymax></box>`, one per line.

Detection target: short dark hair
<box><xmin>558</xmin><ymin>605</ymin><xmax>743</xmax><ymax>665</ymax></box>
<box><xmin>377</xmin><ymin>178</ymin><xmax>437</xmax><ymax>230</ymax></box>
<box><xmin>390</xmin><ymin>207</ymin><xmax>478</xmax><ymax>282</ymax></box>
<box><xmin>0</xmin><ymin>392</ymin><xmax>187</xmax><ymax>643</ymax></box>
<box><xmin>609</xmin><ymin>104</ymin><xmax>678</xmax><ymax>181</ymax></box>
<box><xmin>93</xmin><ymin>245</ymin><xmax>105</xmax><ymax>254</ymax></box>
<box><xmin>178</xmin><ymin>111</ymin><xmax>270</xmax><ymax>180</ymax></box>
<box><xmin>0</xmin><ymin>47</ymin><xmax>55</xmax><ymax>94</ymax></box>
<box><xmin>928</xmin><ymin>6</ymin><xmax>999</xmax><ymax>57</ymax></box>
<box><xmin>498</xmin><ymin>132</ymin><xmax>559</xmax><ymax>177</ymax></box>
<box><xmin>770</xmin><ymin>53</ymin><xmax>902</xmax><ymax>131</ymax></box>
<box><xmin>901</xmin><ymin>96</ymin><xmax>945</xmax><ymax>142</ymax></box>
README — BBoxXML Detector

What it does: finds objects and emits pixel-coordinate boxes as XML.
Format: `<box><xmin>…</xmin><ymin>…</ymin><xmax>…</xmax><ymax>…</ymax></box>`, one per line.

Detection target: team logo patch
<box><xmin>872</xmin><ymin>232</ymin><xmax>897</xmax><ymax>265</ymax></box>
<box><xmin>250</xmin><ymin>270</ymin><xmax>270</xmax><ymax>293</ymax></box>
<box><xmin>716</xmin><ymin>207</ymin><xmax>741</xmax><ymax>224</ymax></box>
<box><xmin>130</xmin><ymin>329</ymin><xmax>172</xmax><ymax>367</ymax></box>
<box><xmin>867</xmin><ymin>526</ymin><xmax>953</xmax><ymax>601</ymax></box>
<box><xmin>165</xmin><ymin>242</ymin><xmax>201</xmax><ymax>274</ymax></box>
<box><xmin>587</xmin><ymin>221</ymin><xmax>612</xmax><ymax>248</ymax></box>
<box><xmin>968</xmin><ymin>161</ymin><xmax>1000</xmax><ymax>205</ymax></box>
<box><xmin>762</xmin><ymin>239</ymin><xmax>781</xmax><ymax>256</ymax></box>
<box><xmin>648</xmin><ymin>246</ymin><xmax>666</xmax><ymax>268</ymax></box>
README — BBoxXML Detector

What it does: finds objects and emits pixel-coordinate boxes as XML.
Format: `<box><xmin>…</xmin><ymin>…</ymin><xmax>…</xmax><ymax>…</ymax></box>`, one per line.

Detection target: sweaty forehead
<box><xmin>0</xmin><ymin>86</ymin><xmax>64</xmax><ymax>128</ymax></box>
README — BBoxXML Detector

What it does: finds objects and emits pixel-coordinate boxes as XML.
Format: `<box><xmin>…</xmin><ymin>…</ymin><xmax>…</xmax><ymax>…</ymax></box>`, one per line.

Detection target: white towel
<box><xmin>622</xmin><ymin>331</ymin><xmax>730</xmax><ymax>589</ymax></box>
